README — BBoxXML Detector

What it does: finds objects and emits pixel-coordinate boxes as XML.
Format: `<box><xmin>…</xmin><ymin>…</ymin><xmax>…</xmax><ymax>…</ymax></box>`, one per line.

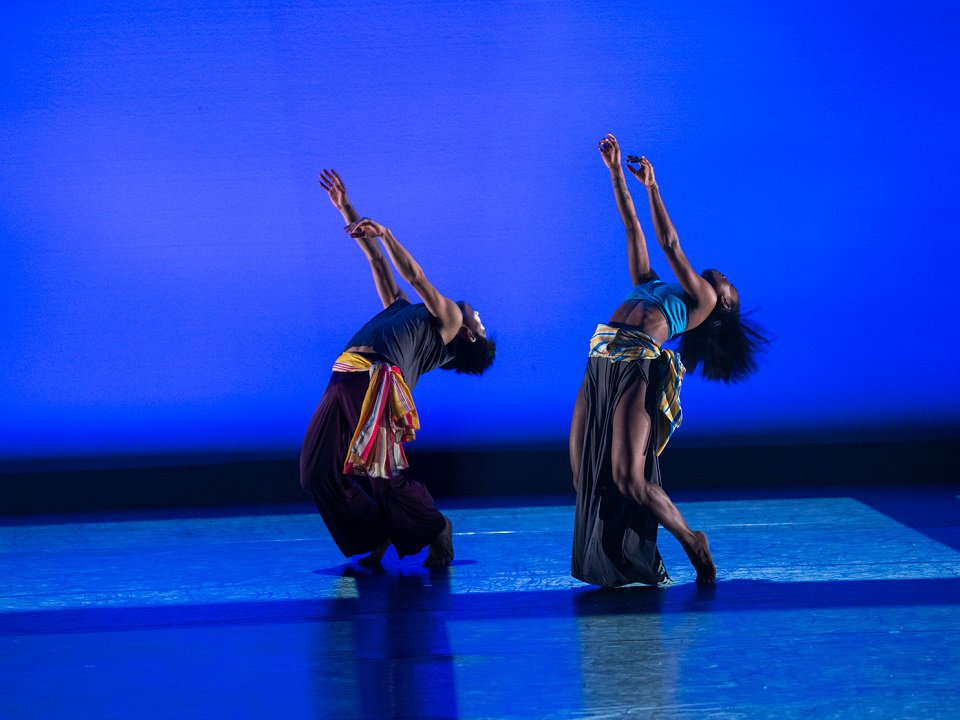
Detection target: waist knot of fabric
<box><xmin>333</xmin><ymin>352</ymin><xmax>419</xmax><ymax>479</ymax></box>
<box><xmin>588</xmin><ymin>324</ymin><xmax>685</xmax><ymax>455</ymax></box>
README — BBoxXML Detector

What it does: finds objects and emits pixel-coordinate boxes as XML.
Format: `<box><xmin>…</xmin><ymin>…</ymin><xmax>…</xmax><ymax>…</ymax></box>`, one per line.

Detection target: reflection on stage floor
<box><xmin>1</xmin><ymin>487</ymin><xmax>958</xmax><ymax>718</ymax></box>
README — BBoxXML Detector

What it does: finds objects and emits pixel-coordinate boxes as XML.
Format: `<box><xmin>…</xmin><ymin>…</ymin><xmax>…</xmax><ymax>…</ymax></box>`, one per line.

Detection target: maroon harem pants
<box><xmin>299</xmin><ymin>370</ymin><xmax>446</xmax><ymax>558</ymax></box>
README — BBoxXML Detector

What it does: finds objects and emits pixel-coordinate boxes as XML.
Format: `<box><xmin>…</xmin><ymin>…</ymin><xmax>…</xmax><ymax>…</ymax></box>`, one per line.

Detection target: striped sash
<box><xmin>588</xmin><ymin>324</ymin><xmax>685</xmax><ymax>455</ymax></box>
<box><xmin>333</xmin><ymin>352</ymin><xmax>420</xmax><ymax>479</ymax></box>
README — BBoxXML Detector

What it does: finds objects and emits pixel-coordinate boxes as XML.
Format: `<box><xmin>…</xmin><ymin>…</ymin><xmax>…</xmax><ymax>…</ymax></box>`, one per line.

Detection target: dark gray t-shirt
<box><xmin>344</xmin><ymin>300</ymin><xmax>454</xmax><ymax>389</ymax></box>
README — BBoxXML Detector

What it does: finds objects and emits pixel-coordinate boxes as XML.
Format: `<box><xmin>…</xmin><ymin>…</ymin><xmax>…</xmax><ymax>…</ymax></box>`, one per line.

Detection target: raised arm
<box><xmin>319</xmin><ymin>169</ymin><xmax>407</xmax><ymax>308</ymax></box>
<box><xmin>599</xmin><ymin>134</ymin><xmax>652</xmax><ymax>285</ymax></box>
<box><xmin>626</xmin><ymin>156</ymin><xmax>717</xmax><ymax>327</ymax></box>
<box><xmin>346</xmin><ymin>218</ymin><xmax>463</xmax><ymax>344</ymax></box>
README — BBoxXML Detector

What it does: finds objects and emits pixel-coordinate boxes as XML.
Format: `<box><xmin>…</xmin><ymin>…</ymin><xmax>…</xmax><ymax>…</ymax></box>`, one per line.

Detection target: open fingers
<box><xmin>320</xmin><ymin>169</ymin><xmax>339</xmax><ymax>187</ymax></box>
<box><xmin>319</xmin><ymin>168</ymin><xmax>344</xmax><ymax>189</ymax></box>
<box><xmin>319</xmin><ymin>171</ymin><xmax>336</xmax><ymax>192</ymax></box>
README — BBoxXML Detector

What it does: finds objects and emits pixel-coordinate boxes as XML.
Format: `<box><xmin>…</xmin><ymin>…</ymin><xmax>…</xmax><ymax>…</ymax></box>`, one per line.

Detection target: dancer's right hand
<box><xmin>319</xmin><ymin>169</ymin><xmax>349</xmax><ymax>210</ymax></box>
<box><xmin>598</xmin><ymin>133</ymin><xmax>621</xmax><ymax>170</ymax></box>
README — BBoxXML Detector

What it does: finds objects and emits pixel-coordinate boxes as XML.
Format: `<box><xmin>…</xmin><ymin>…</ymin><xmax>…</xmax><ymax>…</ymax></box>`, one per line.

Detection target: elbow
<box><xmin>405</xmin><ymin>266</ymin><xmax>425</xmax><ymax>288</ymax></box>
<box><xmin>660</xmin><ymin>231</ymin><xmax>679</xmax><ymax>250</ymax></box>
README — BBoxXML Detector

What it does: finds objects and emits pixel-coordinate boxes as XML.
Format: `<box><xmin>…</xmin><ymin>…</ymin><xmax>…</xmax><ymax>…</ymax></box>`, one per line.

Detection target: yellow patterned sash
<box><xmin>333</xmin><ymin>352</ymin><xmax>419</xmax><ymax>479</ymax></box>
<box><xmin>589</xmin><ymin>324</ymin><xmax>685</xmax><ymax>455</ymax></box>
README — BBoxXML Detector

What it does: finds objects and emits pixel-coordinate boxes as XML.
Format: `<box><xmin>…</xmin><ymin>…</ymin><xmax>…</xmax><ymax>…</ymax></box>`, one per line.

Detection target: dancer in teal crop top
<box><xmin>572</xmin><ymin>134</ymin><xmax>765</xmax><ymax>589</ymax></box>
<box><xmin>625</xmin><ymin>279</ymin><xmax>689</xmax><ymax>340</ymax></box>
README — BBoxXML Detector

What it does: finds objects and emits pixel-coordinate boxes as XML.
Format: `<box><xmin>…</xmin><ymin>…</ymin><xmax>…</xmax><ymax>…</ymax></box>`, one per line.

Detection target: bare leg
<box><xmin>611</xmin><ymin>379</ymin><xmax>716</xmax><ymax>583</ymax></box>
<box><xmin>570</xmin><ymin>380</ymin><xmax>587</xmax><ymax>492</ymax></box>
<box><xmin>358</xmin><ymin>538</ymin><xmax>391</xmax><ymax>566</ymax></box>
<box><xmin>423</xmin><ymin>515</ymin><xmax>454</xmax><ymax>567</ymax></box>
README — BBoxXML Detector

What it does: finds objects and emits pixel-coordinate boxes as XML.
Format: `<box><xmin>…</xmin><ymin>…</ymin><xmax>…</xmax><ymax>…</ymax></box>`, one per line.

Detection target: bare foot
<box><xmin>423</xmin><ymin>516</ymin><xmax>454</xmax><ymax>567</ymax></box>
<box><xmin>358</xmin><ymin>539</ymin><xmax>390</xmax><ymax>566</ymax></box>
<box><xmin>684</xmin><ymin>530</ymin><xmax>716</xmax><ymax>584</ymax></box>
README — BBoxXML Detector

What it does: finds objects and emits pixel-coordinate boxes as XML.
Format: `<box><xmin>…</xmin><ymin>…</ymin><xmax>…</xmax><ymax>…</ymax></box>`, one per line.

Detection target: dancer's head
<box><xmin>442</xmin><ymin>302</ymin><xmax>496</xmax><ymax>375</ymax></box>
<box><xmin>701</xmin><ymin>269</ymin><xmax>739</xmax><ymax>315</ymax></box>
<box><xmin>678</xmin><ymin>269</ymin><xmax>768</xmax><ymax>383</ymax></box>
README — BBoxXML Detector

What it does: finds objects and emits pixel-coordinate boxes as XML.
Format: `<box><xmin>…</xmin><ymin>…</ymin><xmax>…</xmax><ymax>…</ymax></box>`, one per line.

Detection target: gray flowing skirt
<box><xmin>571</xmin><ymin>356</ymin><xmax>670</xmax><ymax>587</ymax></box>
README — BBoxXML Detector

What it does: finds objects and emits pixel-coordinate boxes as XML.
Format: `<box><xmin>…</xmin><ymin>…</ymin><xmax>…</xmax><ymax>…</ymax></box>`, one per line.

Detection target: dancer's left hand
<box><xmin>626</xmin><ymin>155</ymin><xmax>656</xmax><ymax>188</ymax></box>
<box><xmin>346</xmin><ymin>218</ymin><xmax>387</xmax><ymax>239</ymax></box>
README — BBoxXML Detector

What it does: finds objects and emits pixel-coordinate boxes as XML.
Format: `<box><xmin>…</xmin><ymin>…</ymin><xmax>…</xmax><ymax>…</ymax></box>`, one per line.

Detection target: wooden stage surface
<box><xmin>1</xmin><ymin>485</ymin><xmax>958</xmax><ymax>718</ymax></box>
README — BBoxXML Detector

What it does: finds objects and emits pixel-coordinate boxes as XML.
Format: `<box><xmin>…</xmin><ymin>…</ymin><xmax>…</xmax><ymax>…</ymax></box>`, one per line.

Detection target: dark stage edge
<box><xmin>1</xmin><ymin>486</ymin><xmax>959</xmax><ymax>719</ymax></box>
<box><xmin>1</xmin><ymin>437</ymin><xmax>958</xmax><ymax>515</ymax></box>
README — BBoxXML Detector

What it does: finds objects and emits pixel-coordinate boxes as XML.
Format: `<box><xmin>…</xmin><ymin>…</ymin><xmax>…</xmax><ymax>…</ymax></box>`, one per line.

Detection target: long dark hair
<box><xmin>678</xmin><ymin>308</ymin><xmax>768</xmax><ymax>383</ymax></box>
<box><xmin>442</xmin><ymin>333</ymin><xmax>496</xmax><ymax>375</ymax></box>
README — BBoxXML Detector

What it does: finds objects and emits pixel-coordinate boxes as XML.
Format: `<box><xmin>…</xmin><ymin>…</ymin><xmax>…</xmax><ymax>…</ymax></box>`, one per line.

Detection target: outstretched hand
<box><xmin>598</xmin><ymin>133</ymin><xmax>621</xmax><ymax>169</ymax></box>
<box><xmin>625</xmin><ymin>155</ymin><xmax>656</xmax><ymax>187</ymax></box>
<box><xmin>345</xmin><ymin>217</ymin><xmax>388</xmax><ymax>239</ymax></box>
<box><xmin>319</xmin><ymin>169</ymin><xmax>349</xmax><ymax>210</ymax></box>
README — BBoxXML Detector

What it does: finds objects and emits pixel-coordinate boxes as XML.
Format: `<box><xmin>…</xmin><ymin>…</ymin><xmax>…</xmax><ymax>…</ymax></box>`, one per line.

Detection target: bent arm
<box><xmin>349</xmin><ymin>220</ymin><xmax>463</xmax><ymax>343</ymax></box>
<box><xmin>645</xmin><ymin>183</ymin><xmax>715</xmax><ymax>320</ymax></box>
<box><xmin>628</xmin><ymin>158</ymin><xmax>717</xmax><ymax>324</ymax></box>
<box><xmin>379</xmin><ymin>228</ymin><xmax>462</xmax><ymax>342</ymax></box>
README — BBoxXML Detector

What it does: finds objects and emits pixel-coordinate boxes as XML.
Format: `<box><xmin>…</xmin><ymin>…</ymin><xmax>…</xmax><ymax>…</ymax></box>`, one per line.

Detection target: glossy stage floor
<box><xmin>2</xmin><ymin>486</ymin><xmax>959</xmax><ymax>719</ymax></box>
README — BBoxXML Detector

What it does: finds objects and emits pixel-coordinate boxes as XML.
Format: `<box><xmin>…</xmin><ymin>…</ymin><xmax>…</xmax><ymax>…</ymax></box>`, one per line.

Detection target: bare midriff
<box><xmin>608</xmin><ymin>300</ymin><xmax>669</xmax><ymax>346</ymax></box>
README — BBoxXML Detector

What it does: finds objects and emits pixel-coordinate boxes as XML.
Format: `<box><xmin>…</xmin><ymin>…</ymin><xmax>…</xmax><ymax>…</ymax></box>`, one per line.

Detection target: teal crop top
<box><xmin>625</xmin><ymin>279</ymin><xmax>689</xmax><ymax>340</ymax></box>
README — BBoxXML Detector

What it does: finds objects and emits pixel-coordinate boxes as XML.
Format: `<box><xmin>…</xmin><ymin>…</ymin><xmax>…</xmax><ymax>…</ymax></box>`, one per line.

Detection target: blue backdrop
<box><xmin>2</xmin><ymin>1</ymin><xmax>958</xmax><ymax>460</ymax></box>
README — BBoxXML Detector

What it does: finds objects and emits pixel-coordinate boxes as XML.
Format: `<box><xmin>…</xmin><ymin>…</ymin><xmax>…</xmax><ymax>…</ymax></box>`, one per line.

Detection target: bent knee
<box><xmin>611</xmin><ymin>465</ymin><xmax>649</xmax><ymax>503</ymax></box>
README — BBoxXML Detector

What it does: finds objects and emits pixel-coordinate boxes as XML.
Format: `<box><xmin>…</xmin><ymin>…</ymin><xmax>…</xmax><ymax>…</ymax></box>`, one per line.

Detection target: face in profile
<box><xmin>702</xmin><ymin>269</ymin><xmax>739</xmax><ymax>314</ymax></box>
<box><xmin>446</xmin><ymin>302</ymin><xmax>496</xmax><ymax>376</ymax></box>
<box><xmin>459</xmin><ymin>303</ymin><xmax>486</xmax><ymax>342</ymax></box>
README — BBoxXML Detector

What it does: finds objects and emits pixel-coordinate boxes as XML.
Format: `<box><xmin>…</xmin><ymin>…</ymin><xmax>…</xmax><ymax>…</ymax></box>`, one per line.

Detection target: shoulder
<box><xmin>366</xmin><ymin>297</ymin><xmax>412</xmax><ymax>321</ymax></box>
<box><xmin>396</xmin><ymin>301</ymin><xmax>447</xmax><ymax>333</ymax></box>
<box><xmin>376</xmin><ymin>298</ymin><xmax>416</xmax><ymax>321</ymax></box>
<box><xmin>628</xmin><ymin>273</ymin><xmax>662</xmax><ymax>297</ymax></box>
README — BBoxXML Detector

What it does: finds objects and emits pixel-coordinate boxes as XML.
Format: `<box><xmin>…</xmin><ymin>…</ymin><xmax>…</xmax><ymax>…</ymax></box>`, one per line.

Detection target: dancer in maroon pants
<box><xmin>301</xmin><ymin>170</ymin><xmax>495</xmax><ymax>566</ymax></box>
